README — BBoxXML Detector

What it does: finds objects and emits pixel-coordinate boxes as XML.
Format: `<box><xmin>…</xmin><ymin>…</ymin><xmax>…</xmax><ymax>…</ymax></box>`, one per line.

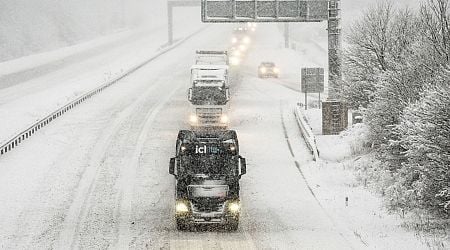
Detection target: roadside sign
<box><xmin>301</xmin><ymin>67</ymin><xmax>324</xmax><ymax>93</ymax></box>
<box><xmin>201</xmin><ymin>0</ymin><xmax>329</xmax><ymax>23</ymax></box>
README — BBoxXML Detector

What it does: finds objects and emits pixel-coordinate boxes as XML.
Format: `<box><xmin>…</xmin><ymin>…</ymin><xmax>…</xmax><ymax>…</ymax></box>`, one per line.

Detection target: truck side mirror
<box><xmin>239</xmin><ymin>156</ymin><xmax>246</xmax><ymax>176</ymax></box>
<box><xmin>169</xmin><ymin>157</ymin><xmax>176</xmax><ymax>175</ymax></box>
<box><xmin>188</xmin><ymin>88</ymin><xmax>193</xmax><ymax>101</ymax></box>
<box><xmin>226</xmin><ymin>88</ymin><xmax>230</xmax><ymax>101</ymax></box>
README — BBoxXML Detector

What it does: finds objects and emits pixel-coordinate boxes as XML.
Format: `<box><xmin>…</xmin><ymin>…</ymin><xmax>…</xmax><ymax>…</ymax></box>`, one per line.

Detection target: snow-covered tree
<box><xmin>392</xmin><ymin>68</ymin><xmax>450</xmax><ymax>216</ymax></box>
<box><xmin>344</xmin><ymin>0</ymin><xmax>450</xmax><ymax>219</ymax></box>
<box><xmin>341</xmin><ymin>1</ymin><xmax>418</xmax><ymax>110</ymax></box>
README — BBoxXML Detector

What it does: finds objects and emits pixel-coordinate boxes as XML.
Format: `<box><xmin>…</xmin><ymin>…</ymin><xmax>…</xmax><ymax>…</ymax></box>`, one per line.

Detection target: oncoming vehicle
<box><xmin>258</xmin><ymin>62</ymin><xmax>280</xmax><ymax>78</ymax></box>
<box><xmin>169</xmin><ymin>130</ymin><xmax>247</xmax><ymax>231</ymax></box>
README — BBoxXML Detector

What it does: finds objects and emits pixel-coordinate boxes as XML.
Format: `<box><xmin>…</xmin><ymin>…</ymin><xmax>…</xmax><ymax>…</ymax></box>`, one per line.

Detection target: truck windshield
<box><xmin>191</xmin><ymin>87</ymin><xmax>227</xmax><ymax>105</ymax></box>
<box><xmin>180</xmin><ymin>155</ymin><xmax>237</xmax><ymax>176</ymax></box>
<box><xmin>196</xmin><ymin>56</ymin><xmax>227</xmax><ymax>65</ymax></box>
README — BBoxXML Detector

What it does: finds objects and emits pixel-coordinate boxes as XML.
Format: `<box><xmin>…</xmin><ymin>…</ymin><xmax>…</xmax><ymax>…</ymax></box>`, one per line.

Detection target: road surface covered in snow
<box><xmin>0</xmin><ymin>23</ymin><xmax>427</xmax><ymax>249</ymax></box>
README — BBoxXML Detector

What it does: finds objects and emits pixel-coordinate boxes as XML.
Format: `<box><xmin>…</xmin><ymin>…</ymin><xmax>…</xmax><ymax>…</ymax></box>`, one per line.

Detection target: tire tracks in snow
<box><xmin>113</xmin><ymin>86</ymin><xmax>180</xmax><ymax>249</ymax></box>
<box><xmin>54</xmin><ymin>73</ymin><xmax>180</xmax><ymax>249</ymax></box>
<box><xmin>54</xmin><ymin>82</ymin><xmax>158</xmax><ymax>249</ymax></box>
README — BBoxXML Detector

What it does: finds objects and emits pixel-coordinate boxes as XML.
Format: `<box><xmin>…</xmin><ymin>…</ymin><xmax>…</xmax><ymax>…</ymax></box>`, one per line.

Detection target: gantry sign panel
<box><xmin>201</xmin><ymin>0</ymin><xmax>329</xmax><ymax>22</ymax></box>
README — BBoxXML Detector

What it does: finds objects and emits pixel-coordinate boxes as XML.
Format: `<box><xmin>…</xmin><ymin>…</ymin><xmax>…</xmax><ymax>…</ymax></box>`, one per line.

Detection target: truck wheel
<box><xmin>226</xmin><ymin>219</ymin><xmax>239</xmax><ymax>231</ymax></box>
<box><xmin>176</xmin><ymin>219</ymin><xmax>189</xmax><ymax>231</ymax></box>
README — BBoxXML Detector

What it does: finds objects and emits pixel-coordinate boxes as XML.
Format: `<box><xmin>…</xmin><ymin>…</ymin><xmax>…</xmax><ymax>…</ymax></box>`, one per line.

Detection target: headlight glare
<box><xmin>220</xmin><ymin>115</ymin><xmax>229</xmax><ymax>123</ymax></box>
<box><xmin>189</xmin><ymin>114</ymin><xmax>198</xmax><ymax>123</ymax></box>
<box><xmin>228</xmin><ymin>202</ymin><xmax>240</xmax><ymax>213</ymax></box>
<box><xmin>230</xmin><ymin>57</ymin><xmax>240</xmax><ymax>66</ymax></box>
<box><xmin>176</xmin><ymin>202</ymin><xmax>189</xmax><ymax>213</ymax></box>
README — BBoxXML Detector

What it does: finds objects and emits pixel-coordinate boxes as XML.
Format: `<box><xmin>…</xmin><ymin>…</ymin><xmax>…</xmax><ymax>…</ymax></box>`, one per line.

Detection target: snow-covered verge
<box><xmin>302</xmin><ymin>108</ymin><xmax>449</xmax><ymax>249</ymax></box>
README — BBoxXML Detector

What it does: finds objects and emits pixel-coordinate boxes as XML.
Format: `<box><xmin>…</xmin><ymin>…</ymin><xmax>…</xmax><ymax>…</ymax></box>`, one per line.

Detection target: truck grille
<box><xmin>191</xmin><ymin>201</ymin><xmax>225</xmax><ymax>213</ymax></box>
<box><xmin>196</xmin><ymin>108</ymin><xmax>222</xmax><ymax>124</ymax></box>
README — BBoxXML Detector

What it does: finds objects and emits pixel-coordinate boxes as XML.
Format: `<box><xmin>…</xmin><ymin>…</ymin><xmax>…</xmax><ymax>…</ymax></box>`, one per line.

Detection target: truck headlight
<box><xmin>243</xmin><ymin>36</ymin><xmax>251</xmax><ymax>44</ymax></box>
<box><xmin>231</xmin><ymin>37</ymin><xmax>238</xmax><ymax>44</ymax></box>
<box><xmin>260</xmin><ymin>67</ymin><xmax>266</xmax><ymax>73</ymax></box>
<box><xmin>189</xmin><ymin>114</ymin><xmax>198</xmax><ymax>124</ymax></box>
<box><xmin>228</xmin><ymin>202</ymin><xmax>240</xmax><ymax>213</ymax></box>
<box><xmin>232</xmin><ymin>50</ymin><xmax>241</xmax><ymax>57</ymax></box>
<box><xmin>220</xmin><ymin>115</ymin><xmax>229</xmax><ymax>123</ymax></box>
<box><xmin>230</xmin><ymin>57</ymin><xmax>240</xmax><ymax>66</ymax></box>
<box><xmin>273</xmin><ymin>68</ymin><xmax>280</xmax><ymax>73</ymax></box>
<box><xmin>239</xmin><ymin>44</ymin><xmax>247</xmax><ymax>52</ymax></box>
<box><xmin>176</xmin><ymin>201</ymin><xmax>189</xmax><ymax>213</ymax></box>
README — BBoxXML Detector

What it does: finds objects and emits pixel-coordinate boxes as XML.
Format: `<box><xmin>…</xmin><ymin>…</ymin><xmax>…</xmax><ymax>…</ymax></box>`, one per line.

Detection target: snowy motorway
<box><xmin>0</xmin><ymin>24</ymin><xmax>411</xmax><ymax>250</ymax></box>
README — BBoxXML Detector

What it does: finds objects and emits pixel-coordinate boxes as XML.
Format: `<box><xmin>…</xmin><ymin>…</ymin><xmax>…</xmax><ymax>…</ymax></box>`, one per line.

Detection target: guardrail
<box><xmin>0</xmin><ymin>27</ymin><xmax>206</xmax><ymax>157</ymax></box>
<box><xmin>294</xmin><ymin>104</ymin><xmax>320</xmax><ymax>161</ymax></box>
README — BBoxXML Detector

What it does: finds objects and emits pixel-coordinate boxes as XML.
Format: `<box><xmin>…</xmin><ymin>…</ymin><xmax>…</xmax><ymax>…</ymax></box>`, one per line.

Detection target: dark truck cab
<box><xmin>169</xmin><ymin>130</ymin><xmax>246</xmax><ymax>230</ymax></box>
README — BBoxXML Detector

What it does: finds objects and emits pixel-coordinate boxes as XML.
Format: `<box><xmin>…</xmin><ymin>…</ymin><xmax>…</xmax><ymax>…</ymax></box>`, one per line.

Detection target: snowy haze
<box><xmin>0</xmin><ymin>0</ymin><xmax>169</xmax><ymax>61</ymax></box>
<box><xmin>0</xmin><ymin>0</ymin><xmax>446</xmax><ymax>248</ymax></box>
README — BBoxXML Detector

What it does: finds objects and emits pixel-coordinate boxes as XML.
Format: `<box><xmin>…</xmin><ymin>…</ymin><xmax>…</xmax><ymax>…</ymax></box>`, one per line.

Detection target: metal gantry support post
<box><xmin>167</xmin><ymin>1</ymin><xmax>201</xmax><ymax>46</ymax></box>
<box><xmin>168</xmin><ymin>1</ymin><xmax>174</xmax><ymax>45</ymax></box>
<box><xmin>327</xmin><ymin>0</ymin><xmax>342</xmax><ymax>100</ymax></box>
<box><xmin>284</xmin><ymin>23</ymin><xmax>290</xmax><ymax>49</ymax></box>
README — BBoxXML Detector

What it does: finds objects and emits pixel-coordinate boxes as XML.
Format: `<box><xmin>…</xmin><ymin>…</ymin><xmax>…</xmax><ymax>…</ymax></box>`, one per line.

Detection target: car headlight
<box><xmin>239</xmin><ymin>44</ymin><xmax>247</xmax><ymax>52</ymax></box>
<box><xmin>231</xmin><ymin>37</ymin><xmax>238</xmax><ymax>44</ymax></box>
<box><xmin>176</xmin><ymin>201</ymin><xmax>189</xmax><ymax>213</ymax></box>
<box><xmin>260</xmin><ymin>67</ymin><xmax>267</xmax><ymax>73</ymax></box>
<box><xmin>189</xmin><ymin>114</ymin><xmax>198</xmax><ymax>124</ymax></box>
<box><xmin>232</xmin><ymin>50</ymin><xmax>241</xmax><ymax>57</ymax></box>
<box><xmin>230</xmin><ymin>57</ymin><xmax>240</xmax><ymax>66</ymax></box>
<box><xmin>228</xmin><ymin>201</ymin><xmax>240</xmax><ymax>213</ymax></box>
<box><xmin>220</xmin><ymin>115</ymin><xmax>229</xmax><ymax>123</ymax></box>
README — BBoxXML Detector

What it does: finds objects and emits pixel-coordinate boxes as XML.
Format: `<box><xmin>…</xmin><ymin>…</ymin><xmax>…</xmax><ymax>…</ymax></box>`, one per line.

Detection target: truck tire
<box><xmin>176</xmin><ymin>219</ymin><xmax>189</xmax><ymax>231</ymax></box>
<box><xmin>226</xmin><ymin>218</ymin><xmax>239</xmax><ymax>231</ymax></box>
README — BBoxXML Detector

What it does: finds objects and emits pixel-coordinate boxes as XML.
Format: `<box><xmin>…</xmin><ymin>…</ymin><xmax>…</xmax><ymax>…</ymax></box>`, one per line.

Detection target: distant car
<box><xmin>258</xmin><ymin>62</ymin><xmax>279</xmax><ymax>78</ymax></box>
<box><xmin>231</xmin><ymin>27</ymin><xmax>251</xmax><ymax>45</ymax></box>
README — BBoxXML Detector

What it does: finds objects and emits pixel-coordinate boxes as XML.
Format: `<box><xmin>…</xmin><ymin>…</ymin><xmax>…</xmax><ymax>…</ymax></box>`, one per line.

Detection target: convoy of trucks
<box><xmin>169</xmin><ymin>26</ymin><xmax>253</xmax><ymax>231</ymax></box>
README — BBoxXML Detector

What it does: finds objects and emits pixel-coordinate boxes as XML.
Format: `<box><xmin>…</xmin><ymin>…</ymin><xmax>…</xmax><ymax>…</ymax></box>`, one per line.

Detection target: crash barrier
<box><xmin>0</xmin><ymin>27</ymin><xmax>207</xmax><ymax>157</ymax></box>
<box><xmin>294</xmin><ymin>104</ymin><xmax>319</xmax><ymax>161</ymax></box>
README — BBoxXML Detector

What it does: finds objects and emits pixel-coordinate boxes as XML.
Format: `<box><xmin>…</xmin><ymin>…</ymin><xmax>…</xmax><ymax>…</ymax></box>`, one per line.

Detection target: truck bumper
<box><xmin>176</xmin><ymin>212</ymin><xmax>239</xmax><ymax>225</ymax></box>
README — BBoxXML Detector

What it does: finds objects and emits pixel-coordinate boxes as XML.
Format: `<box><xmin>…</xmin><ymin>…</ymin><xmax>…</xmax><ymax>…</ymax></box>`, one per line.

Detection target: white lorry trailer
<box><xmin>188</xmin><ymin>64</ymin><xmax>230</xmax><ymax>129</ymax></box>
<box><xmin>195</xmin><ymin>50</ymin><xmax>229</xmax><ymax>66</ymax></box>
